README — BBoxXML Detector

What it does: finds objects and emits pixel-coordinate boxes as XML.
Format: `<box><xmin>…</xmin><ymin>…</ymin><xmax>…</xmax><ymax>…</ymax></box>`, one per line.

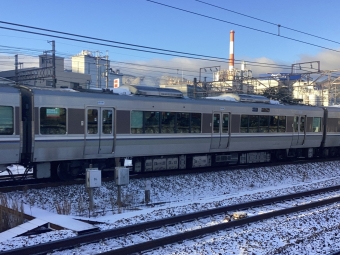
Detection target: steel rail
<box><xmin>1</xmin><ymin>157</ymin><xmax>338</xmax><ymax>192</ymax></box>
<box><xmin>1</xmin><ymin>184</ymin><xmax>340</xmax><ymax>255</ymax></box>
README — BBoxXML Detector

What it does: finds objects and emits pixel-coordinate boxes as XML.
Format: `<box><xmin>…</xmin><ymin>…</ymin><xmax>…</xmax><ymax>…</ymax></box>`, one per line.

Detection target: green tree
<box><xmin>262</xmin><ymin>86</ymin><xmax>295</xmax><ymax>104</ymax></box>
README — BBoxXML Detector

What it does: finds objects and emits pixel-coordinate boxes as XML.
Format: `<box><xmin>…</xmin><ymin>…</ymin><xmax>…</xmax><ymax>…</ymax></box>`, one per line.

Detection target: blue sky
<box><xmin>0</xmin><ymin>0</ymin><xmax>340</xmax><ymax>79</ymax></box>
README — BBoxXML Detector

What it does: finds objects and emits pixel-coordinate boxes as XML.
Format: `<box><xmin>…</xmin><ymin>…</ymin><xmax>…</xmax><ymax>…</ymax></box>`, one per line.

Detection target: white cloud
<box><xmin>117</xmin><ymin>56</ymin><xmax>290</xmax><ymax>84</ymax></box>
<box><xmin>298</xmin><ymin>49</ymin><xmax>340</xmax><ymax>72</ymax></box>
<box><xmin>0</xmin><ymin>54</ymin><xmax>39</xmax><ymax>72</ymax></box>
<box><xmin>124</xmin><ymin>49</ymin><xmax>340</xmax><ymax>83</ymax></box>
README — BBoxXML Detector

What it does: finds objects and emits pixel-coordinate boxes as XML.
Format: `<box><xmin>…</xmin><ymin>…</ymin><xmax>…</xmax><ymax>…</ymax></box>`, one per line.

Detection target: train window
<box><xmin>0</xmin><ymin>106</ymin><xmax>14</xmax><ymax>135</ymax></box>
<box><xmin>313</xmin><ymin>117</ymin><xmax>321</xmax><ymax>132</ymax></box>
<box><xmin>40</xmin><ymin>107</ymin><xmax>66</xmax><ymax>135</ymax></box>
<box><xmin>278</xmin><ymin>116</ymin><xmax>286</xmax><ymax>132</ymax></box>
<box><xmin>293</xmin><ymin>116</ymin><xmax>299</xmax><ymax>132</ymax></box>
<box><xmin>177</xmin><ymin>112</ymin><xmax>190</xmax><ymax>133</ymax></box>
<box><xmin>87</xmin><ymin>109</ymin><xmax>98</xmax><ymax>134</ymax></box>
<box><xmin>269</xmin><ymin>116</ymin><xmax>278</xmax><ymax>132</ymax></box>
<box><xmin>300</xmin><ymin>116</ymin><xmax>305</xmax><ymax>132</ymax></box>
<box><xmin>222</xmin><ymin>114</ymin><xmax>229</xmax><ymax>133</ymax></box>
<box><xmin>145</xmin><ymin>111</ymin><xmax>160</xmax><ymax>133</ymax></box>
<box><xmin>131</xmin><ymin>111</ymin><xmax>143</xmax><ymax>134</ymax></box>
<box><xmin>259</xmin><ymin>116</ymin><xmax>269</xmax><ymax>133</ymax></box>
<box><xmin>161</xmin><ymin>112</ymin><xmax>175</xmax><ymax>133</ymax></box>
<box><xmin>213</xmin><ymin>114</ymin><xmax>220</xmax><ymax>133</ymax></box>
<box><xmin>102</xmin><ymin>110</ymin><xmax>112</xmax><ymax>134</ymax></box>
<box><xmin>190</xmin><ymin>113</ymin><xmax>201</xmax><ymax>133</ymax></box>
<box><xmin>240</xmin><ymin>115</ymin><xmax>248</xmax><ymax>133</ymax></box>
<box><xmin>249</xmin><ymin>115</ymin><xmax>259</xmax><ymax>133</ymax></box>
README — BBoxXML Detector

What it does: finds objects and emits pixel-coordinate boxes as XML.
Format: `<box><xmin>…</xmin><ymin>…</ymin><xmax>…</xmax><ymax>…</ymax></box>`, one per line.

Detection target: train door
<box><xmin>84</xmin><ymin>107</ymin><xmax>115</xmax><ymax>155</ymax></box>
<box><xmin>291</xmin><ymin>115</ymin><xmax>305</xmax><ymax>146</ymax></box>
<box><xmin>210</xmin><ymin>112</ymin><xmax>230</xmax><ymax>150</ymax></box>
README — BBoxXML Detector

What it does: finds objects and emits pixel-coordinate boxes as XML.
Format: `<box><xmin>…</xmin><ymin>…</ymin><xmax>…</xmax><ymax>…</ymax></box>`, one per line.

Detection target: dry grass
<box><xmin>0</xmin><ymin>194</ymin><xmax>24</xmax><ymax>232</ymax></box>
<box><xmin>110</xmin><ymin>195</ymin><xmax>116</xmax><ymax>214</ymax></box>
<box><xmin>54</xmin><ymin>199</ymin><xmax>72</xmax><ymax>215</ymax></box>
<box><xmin>76</xmin><ymin>196</ymin><xmax>87</xmax><ymax>216</ymax></box>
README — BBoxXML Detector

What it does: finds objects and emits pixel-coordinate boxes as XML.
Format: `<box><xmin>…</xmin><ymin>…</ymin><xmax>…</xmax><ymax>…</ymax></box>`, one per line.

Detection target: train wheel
<box><xmin>275</xmin><ymin>150</ymin><xmax>286</xmax><ymax>161</ymax></box>
<box><xmin>322</xmin><ymin>148</ymin><xmax>329</xmax><ymax>158</ymax></box>
<box><xmin>57</xmin><ymin>162</ymin><xmax>76</xmax><ymax>181</ymax></box>
<box><xmin>330</xmin><ymin>148</ymin><xmax>337</xmax><ymax>157</ymax></box>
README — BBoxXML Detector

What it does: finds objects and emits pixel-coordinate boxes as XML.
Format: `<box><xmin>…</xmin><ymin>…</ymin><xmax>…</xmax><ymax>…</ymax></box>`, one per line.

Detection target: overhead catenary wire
<box><xmin>0</xmin><ymin>25</ymin><xmax>319</xmax><ymax>79</ymax></box>
<box><xmin>0</xmin><ymin>21</ymin><xmax>292</xmax><ymax>69</ymax></box>
<box><xmin>0</xmin><ymin>53</ymin><xmax>300</xmax><ymax>86</ymax></box>
<box><xmin>0</xmin><ymin>50</ymin><xmax>199</xmax><ymax>83</ymax></box>
<box><xmin>146</xmin><ymin>0</ymin><xmax>340</xmax><ymax>53</ymax></box>
<box><xmin>1</xmin><ymin>43</ymin><xmax>311</xmax><ymax>79</ymax></box>
<box><xmin>195</xmin><ymin>0</ymin><xmax>340</xmax><ymax>45</ymax></box>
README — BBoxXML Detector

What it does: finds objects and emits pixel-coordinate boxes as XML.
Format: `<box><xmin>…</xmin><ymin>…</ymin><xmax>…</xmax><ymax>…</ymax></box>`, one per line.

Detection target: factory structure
<box><xmin>161</xmin><ymin>30</ymin><xmax>337</xmax><ymax>106</ymax></box>
<box><xmin>0</xmin><ymin>48</ymin><xmax>123</xmax><ymax>90</ymax></box>
<box><xmin>0</xmin><ymin>34</ymin><xmax>339</xmax><ymax>106</ymax></box>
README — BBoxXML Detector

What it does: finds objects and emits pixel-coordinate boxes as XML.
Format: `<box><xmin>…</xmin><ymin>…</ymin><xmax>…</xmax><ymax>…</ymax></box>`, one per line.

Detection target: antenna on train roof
<box><xmin>127</xmin><ymin>85</ymin><xmax>183</xmax><ymax>98</ymax></box>
<box><xmin>73</xmin><ymin>86</ymin><xmax>118</xmax><ymax>94</ymax></box>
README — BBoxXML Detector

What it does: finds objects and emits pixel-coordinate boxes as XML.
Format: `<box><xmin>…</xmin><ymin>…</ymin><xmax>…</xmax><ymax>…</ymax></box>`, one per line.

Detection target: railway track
<box><xmin>0</xmin><ymin>174</ymin><xmax>33</xmax><ymax>182</ymax></box>
<box><xmin>1</xmin><ymin>184</ymin><xmax>340</xmax><ymax>255</ymax></box>
<box><xmin>0</xmin><ymin>157</ymin><xmax>338</xmax><ymax>192</ymax></box>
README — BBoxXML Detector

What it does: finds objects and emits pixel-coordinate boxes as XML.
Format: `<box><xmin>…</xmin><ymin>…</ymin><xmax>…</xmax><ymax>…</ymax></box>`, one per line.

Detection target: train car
<box><xmin>19</xmin><ymin>86</ymin><xmax>117</xmax><ymax>179</ymax></box>
<box><xmin>13</xmin><ymin>85</ymin><xmax>325</xmax><ymax>180</ymax></box>
<box><xmin>123</xmin><ymin>92</ymin><xmax>324</xmax><ymax>170</ymax></box>
<box><xmin>0</xmin><ymin>85</ymin><xmax>21</xmax><ymax>169</ymax></box>
<box><xmin>323</xmin><ymin>106</ymin><xmax>340</xmax><ymax>156</ymax></box>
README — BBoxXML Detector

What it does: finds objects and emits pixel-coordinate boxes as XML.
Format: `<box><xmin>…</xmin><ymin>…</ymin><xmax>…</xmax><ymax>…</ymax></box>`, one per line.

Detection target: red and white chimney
<box><xmin>229</xmin><ymin>30</ymin><xmax>235</xmax><ymax>71</ymax></box>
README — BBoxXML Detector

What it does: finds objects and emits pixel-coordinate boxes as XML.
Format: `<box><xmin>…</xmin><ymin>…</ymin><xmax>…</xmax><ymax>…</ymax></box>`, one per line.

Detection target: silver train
<box><xmin>0</xmin><ymin>84</ymin><xmax>339</xmax><ymax>180</ymax></box>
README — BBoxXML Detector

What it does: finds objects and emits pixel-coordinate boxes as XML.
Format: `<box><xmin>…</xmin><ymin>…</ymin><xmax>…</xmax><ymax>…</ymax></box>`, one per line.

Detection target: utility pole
<box><xmin>10</xmin><ymin>41</ymin><xmax>56</xmax><ymax>85</ymax></box>
<box><xmin>106</xmin><ymin>52</ymin><xmax>109</xmax><ymax>89</ymax></box>
<box><xmin>15</xmin><ymin>55</ymin><xmax>18</xmax><ymax>85</ymax></box>
<box><xmin>193</xmin><ymin>78</ymin><xmax>197</xmax><ymax>99</ymax></box>
<box><xmin>96</xmin><ymin>51</ymin><xmax>100</xmax><ymax>88</ymax></box>
<box><xmin>51</xmin><ymin>40</ymin><xmax>56</xmax><ymax>88</ymax></box>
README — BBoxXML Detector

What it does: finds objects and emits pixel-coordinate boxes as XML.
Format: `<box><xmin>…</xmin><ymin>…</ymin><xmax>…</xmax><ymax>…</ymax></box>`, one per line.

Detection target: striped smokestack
<box><xmin>229</xmin><ymin>30</ymin><xmax>235</xmax><ymax>71</ymax></box>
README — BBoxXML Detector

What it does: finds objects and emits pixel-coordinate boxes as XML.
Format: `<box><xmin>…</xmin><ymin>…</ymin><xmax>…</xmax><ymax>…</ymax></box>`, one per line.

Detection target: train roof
<box><xmin>0</xmin><ymin>77</ymin><xmax>15</xmax><ymax>85</ymax></box>
<box><xmin>19</xmin><ymin>85</ymin><xmax>323</xmax><ymax>112</ymax></box>
<box><xmin>126</xmin><ymin>85</ymin><xmax>183</xmax><ymax>98</ymax></box>
<box><xmin>0</xmin><ymin>84</ymin><xmax>21</xmax><ymax>94</ymax></box>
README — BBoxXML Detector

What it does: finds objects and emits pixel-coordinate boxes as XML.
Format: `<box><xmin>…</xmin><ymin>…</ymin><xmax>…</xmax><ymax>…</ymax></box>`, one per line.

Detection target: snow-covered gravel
<box><xmin>2</xmin><ymin>161</ymin><xmax>340</xmax><ymax>254</ymax></box>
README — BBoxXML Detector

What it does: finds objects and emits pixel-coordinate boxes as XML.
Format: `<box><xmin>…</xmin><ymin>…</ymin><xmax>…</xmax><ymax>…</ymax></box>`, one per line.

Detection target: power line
<box><xmin>110</xmin><ymin>60</ymin><xmax>199</xmax><ymax>74</ymax></box>
<box><xmin>0</xmin><ymin>44</ymin><xmax>45</xmax><ymax>53</ymax></box>
<box><xmin>0</xmin><ymin>45</ymin><xmax>293</xmax><ymax>78</ymax></box>
<box><xmin>0</xmin><ymin>20</ymin><xmax>248</xmax><ymax>63</ymax></box>
<box><xmin>195</xmin><ymin>0</ymin><xmax>340</xmax><ymax>45</ymax></box>
<box><xmin>146</xmin><ymin>0</ymin><xmax>340</xmax><ymax>53</ymax></box>
<box><xmin>0</xmin><ymin>21</ymin><xmax>292</xmax><ymax>69</ymax></box>
<box><xmin>0</xmin><ymin>43</ymin><xmax>296</xmax><ymax>82</ymax></box>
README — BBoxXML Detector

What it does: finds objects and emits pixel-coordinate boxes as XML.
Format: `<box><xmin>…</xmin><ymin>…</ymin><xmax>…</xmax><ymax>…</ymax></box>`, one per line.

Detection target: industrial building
<box><xmin>0</xmin><ymin>34</ymin><xmax>339</xmax><ymax>107</ymax></box>
<box><xmin>160</xmin><ymin>30</ymin><xmax>338</xmax><ymax>107</ymax></box>
<box><xmin>0</xmin><ymin>50</ymin><xmax>123</xmax><ymax>90</ymax></box>
<box><xmin>72</xmin><ymin>50</ymin><xmax>122</xmax><ymax>89</ymax></box>
<box><xmin>0</xmin><ymin>54</ymin><xmax>91</xmax><ymax>89</ymax></box>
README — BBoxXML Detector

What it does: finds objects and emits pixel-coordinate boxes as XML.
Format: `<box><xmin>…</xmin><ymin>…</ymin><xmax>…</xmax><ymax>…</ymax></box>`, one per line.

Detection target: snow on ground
<box><xmin>0</xmin><ymin>164</ymin><xmax>32</xmax><ymax>176</ymax></box>
<box><xmin>1</xmin><ymin>161</ymin><xmax>340</xmax><ymax>254</ymax></box>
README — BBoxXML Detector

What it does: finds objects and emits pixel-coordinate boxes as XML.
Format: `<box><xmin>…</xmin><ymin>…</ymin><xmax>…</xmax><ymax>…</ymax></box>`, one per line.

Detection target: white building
<box><xmin>72</xmin><ymin>50</ymin><xmax>122</xmax><ymax>89</ymax></box>
<box><xmin>257</xmin><ymin>74</ymin><xmax>329</xmax><ymax>106</ymax></box>
<box><xmin>0</xmin><ymin>54</ymin><xmax>91</xmax><ymax>89</ymax></box>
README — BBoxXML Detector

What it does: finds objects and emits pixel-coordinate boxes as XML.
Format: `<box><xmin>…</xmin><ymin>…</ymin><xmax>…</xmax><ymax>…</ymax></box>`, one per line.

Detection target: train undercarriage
<box><xmin>32</xmin><ymin>146</ymin><xmax>340</xmax><ymax>181</ymax></box>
